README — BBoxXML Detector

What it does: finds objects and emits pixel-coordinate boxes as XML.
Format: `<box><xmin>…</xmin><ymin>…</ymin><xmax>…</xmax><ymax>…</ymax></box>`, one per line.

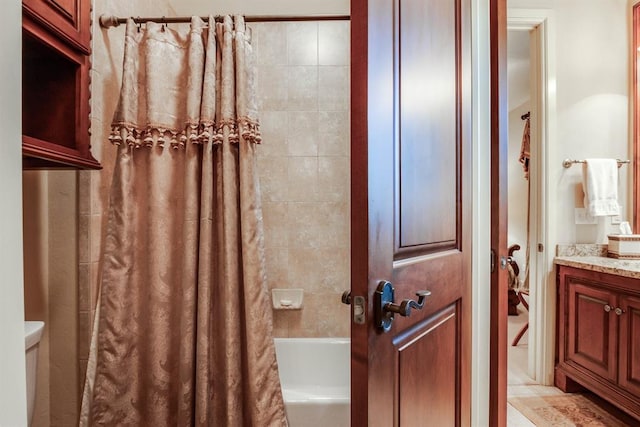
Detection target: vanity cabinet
<box><xmin>556</xmin><ymin>265</ymin><xmax>640</xmax><ymax>420</ymax></box>
<box><xmin>22</xmin><ymin>0</ymin><xmax>100</xmax><ymax>169</ymax></box>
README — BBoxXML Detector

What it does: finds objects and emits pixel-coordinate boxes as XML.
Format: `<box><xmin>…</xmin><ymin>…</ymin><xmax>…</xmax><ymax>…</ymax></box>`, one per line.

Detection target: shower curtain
<box><xmin>80</xmin><ymin>15</ymin><xmax>288</xmax><ymax>426</ymax></box>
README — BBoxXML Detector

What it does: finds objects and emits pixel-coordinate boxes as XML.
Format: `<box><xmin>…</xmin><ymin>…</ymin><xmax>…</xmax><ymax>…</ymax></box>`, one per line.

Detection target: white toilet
<box><xmin>24</xmin><ymin>321</ymin><xmax>45</xmax><ymax>427</ymax></box>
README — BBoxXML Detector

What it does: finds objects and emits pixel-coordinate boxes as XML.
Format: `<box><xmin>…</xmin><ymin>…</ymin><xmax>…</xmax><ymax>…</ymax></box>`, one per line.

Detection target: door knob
<box><xmin>341</xmin><ymin>290</ymin><xmax>352</xmax><ymax>305</ymax></box>
<box><xmin>374</xmin><ymin>281</ymin><xmax>431</xmax><ymax>332</ymax></box>
<box><xmin>384</xmin><ymin>290</ymin><xmax>431</xmax><ymax>317</ymax></box>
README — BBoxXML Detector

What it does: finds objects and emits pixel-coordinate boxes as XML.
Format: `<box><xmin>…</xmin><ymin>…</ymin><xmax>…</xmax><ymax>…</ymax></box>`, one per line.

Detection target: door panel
<box><xmin>398</xmin><ymin>0</ymin><xmax>459</xmax><ymax>252</ymax></box>
<box><xmin>619</xmin><ymin>295</ymin><xmax>640</xmax><ymax>396</ymax></box>
<box><xmin>351</xmin><ymin>0</ymin><xmax>471</xmax><ymax>424</ymax></box>
<box><xmin>567</xmin><ymin>281</ymin><xmax>617</xmax><ymax>382</ymax></box>
<box><xmin>396</xmin><ymin>304</ymin><xmax>459</xmax><ymax>427</ymax></box>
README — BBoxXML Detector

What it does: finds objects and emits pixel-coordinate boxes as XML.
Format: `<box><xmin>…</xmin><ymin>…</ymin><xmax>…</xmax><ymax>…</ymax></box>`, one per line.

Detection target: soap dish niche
<box><xmin>272</xmin><ymin>288</ymin><xmax>303</xmax><ymax>310</ymax></box>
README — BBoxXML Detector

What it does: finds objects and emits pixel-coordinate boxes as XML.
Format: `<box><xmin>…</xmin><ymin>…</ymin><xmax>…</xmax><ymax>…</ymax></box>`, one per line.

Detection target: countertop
<box><xmin>554</xmin><ymin>256</ymin><xmax>640</xmax><ymax>280</ymax></box>
<box><xmin>555</xmin><ymin>243</ymin><xmax>640</xmax><ymax>279</ymax></box>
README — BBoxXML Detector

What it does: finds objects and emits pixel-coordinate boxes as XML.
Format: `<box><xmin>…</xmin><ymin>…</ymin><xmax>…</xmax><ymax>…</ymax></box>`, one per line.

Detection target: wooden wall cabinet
<box><xmin>23</xmin><ymin>0</ymin><xmax>90</xmax><ymax>54</ymax></box>
<box><xmin>22</xmin><ymin>0</ymin><xmax>100</xmax><ymax>169</ymax></box>
<box><xmin>556</xmin><ymin>265</ymin><xmax>640</xmax><ymax>421</ymax></box>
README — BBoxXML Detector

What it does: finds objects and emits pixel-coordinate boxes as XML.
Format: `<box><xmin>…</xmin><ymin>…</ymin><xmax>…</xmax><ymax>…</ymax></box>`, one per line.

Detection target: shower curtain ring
<box><xmin>161</xmin><ymin>16</ymin><xmax>166</xmax><ymax>31</ymax></box>
<box><xmin>136</xmin><ymin>16</ymin><xmax>142</xmax><ymax>32</ymax></box>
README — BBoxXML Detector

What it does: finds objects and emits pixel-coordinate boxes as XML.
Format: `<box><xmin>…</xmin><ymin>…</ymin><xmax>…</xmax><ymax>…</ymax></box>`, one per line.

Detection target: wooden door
<box><xmin>490</xmin><ymin>0</ymin><xmax>508</xmax><ymax>425</ymax></box>
<box><xmin>351</xmin><ymin>0</ymin><xmax>471</xmax><ymax>425</ymax></box>
<box><xmin>619</xmin><ymin>295</ymin><xmax>640</xmax><ymax>396</ymax></box>
<box><xmin>565</xmin><ymin>279</ymin><xmax>617</xmax><ymax>382</ymax></box>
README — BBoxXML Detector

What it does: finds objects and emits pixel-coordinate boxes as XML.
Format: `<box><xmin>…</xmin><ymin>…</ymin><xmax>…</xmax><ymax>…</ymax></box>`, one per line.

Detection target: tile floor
<box><xmin>506</xmin><ymin>309</ymin><xmax>637</xmax><ymax>426</ymax></box>
<box><xmin>507</xmin><ymin>306</ymin><xmax>537</xmax><ymax>426</ymax></box>
<box><xmin>506</xmin><ymin>306</ymin><xmax>575</xmax><ymax>426</ymax></box>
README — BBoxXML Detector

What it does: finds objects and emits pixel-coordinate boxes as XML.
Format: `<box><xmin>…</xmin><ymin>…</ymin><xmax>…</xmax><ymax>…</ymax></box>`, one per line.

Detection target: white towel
<box><xmin>582</xmin><ymin>158</ymin><xmax>620</xmax><ymax>217</ymax></box>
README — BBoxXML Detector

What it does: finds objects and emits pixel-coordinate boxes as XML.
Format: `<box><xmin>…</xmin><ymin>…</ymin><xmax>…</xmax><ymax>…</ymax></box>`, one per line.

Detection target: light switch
<box><xmin>575</xmin><ymin>208</ymin><xmax>597</xmax><ymax>225</ymax></box>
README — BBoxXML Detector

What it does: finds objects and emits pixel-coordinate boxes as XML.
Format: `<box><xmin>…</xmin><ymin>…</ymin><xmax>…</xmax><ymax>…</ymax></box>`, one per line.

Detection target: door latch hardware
<box><xmin>353</xmin><ymin>296</ymin><xmax>366</xmax><ymax>324</ymax></box>
<box><xmin>342</xmin><ymin>291</ymin><xmax>366</xmax><ymax>324</ymax></box>
<box><xmin>490</xmin><ymin>249</ymin><xmax>496</xmax><ymax>273</ymax></box>
<box><xmin>374</xmin><ymin>281</ymin><xmax>430</xmax><ymax>332</ymax></box>
<box><xmin>500</xmin><ymin>256</ymin><xmax>507</xmax><ymax>270</ymax></box>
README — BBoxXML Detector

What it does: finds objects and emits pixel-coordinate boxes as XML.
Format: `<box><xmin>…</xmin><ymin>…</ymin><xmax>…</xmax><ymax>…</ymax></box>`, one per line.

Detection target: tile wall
<box><xmin>252</xmin><ymin>21</ymin><xmax>351</xmax><ymax>337</ymax></box>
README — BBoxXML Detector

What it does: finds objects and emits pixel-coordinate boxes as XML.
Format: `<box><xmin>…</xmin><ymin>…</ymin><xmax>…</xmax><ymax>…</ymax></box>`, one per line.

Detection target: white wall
<box><xmin>0</xmin><ymin>0</ymin><xmax>28</xmax><ymax>425</ymax></box>
<box><xmin>509</xmin><ymin>0</ymin><xmax>629</xmax><ymax>243</ymax></box>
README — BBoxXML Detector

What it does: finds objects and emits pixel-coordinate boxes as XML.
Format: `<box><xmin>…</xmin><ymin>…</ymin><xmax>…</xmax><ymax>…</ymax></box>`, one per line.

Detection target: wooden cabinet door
<box><xmin>619</xmin><ymin>295</ymin><xmax>640</xmax><ymax>396</ymax></box>
<box><xmin>23</xmin><ymin>0</ymin><xmax>90</xmax><ymax>53</ymax></box>
<box><xmin>566</xmin><ymin>280</ymin><xmax>617</xmax><ymax>382</ymax></box>
<box><xmin>351</xmin><ymin>0</ymin><xmax>472</xmax><ymax>425</ymax></box>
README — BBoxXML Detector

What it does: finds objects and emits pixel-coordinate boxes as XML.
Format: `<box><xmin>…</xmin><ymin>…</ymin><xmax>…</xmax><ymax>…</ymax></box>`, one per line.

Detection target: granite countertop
<box><xmin>555</xmin><ymin>244</ymin><xmax>640</xmax><ymax>280</ymax></box>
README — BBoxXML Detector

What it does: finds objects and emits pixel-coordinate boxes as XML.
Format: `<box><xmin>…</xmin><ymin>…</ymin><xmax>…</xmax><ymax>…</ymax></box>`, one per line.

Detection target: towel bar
<box><xmin>562</xmin><ymin>159</ymin><xmax>630</xmax><ymax>169</ymax></box>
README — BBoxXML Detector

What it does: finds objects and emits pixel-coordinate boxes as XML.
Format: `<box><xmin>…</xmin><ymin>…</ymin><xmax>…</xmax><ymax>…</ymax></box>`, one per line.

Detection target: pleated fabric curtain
<box><xmin>80</xmin><ymin>15</ymin><xmax>288</xmax><ymax>426</ymax></box>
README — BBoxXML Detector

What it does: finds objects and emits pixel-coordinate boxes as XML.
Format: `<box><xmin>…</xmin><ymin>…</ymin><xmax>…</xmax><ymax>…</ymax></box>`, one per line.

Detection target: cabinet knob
<box><xmin>604</xmin><ymin>304</ymin><xmax>612</xmax><ymax>313</ymax></box>
<box><xmin>615</xmin><ymin>307</ymin><xmax>625</xmax><ymax>316</ymax></box>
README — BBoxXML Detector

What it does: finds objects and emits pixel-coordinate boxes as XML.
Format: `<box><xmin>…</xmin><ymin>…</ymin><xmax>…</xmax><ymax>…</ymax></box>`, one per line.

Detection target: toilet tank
<box><xmin>25</xmin><ymin>321</ymin><xmax>44</xmax><ymax>427</ymax></box>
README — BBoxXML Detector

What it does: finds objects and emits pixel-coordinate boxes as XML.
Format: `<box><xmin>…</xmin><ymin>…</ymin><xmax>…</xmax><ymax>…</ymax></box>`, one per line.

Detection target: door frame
<box><xmin>507</xmin><ymin>8</ymin><xmax>557</xmax><ymax>386</ymax></box>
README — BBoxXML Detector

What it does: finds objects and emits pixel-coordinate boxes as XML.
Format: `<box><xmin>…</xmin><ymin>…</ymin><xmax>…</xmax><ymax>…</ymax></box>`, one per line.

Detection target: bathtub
<box><xmin>274</xmin><ymin>338</ymin><xmax>350</xmax><ymax>427</ymax></box>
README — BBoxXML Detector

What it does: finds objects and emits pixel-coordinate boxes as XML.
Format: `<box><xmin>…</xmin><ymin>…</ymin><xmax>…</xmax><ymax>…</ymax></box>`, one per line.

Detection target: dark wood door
<box><xmin>566</xmin><ymin>280</ymin><xmax>617</xmax><ymax>382</ymax></box>
<box><xmin>619</xmin><ymin>295</ymin><xmax>640</xmax><ymax>396</ymax></box>
<box><xmin>351</xmin><ymin>0</ymin><xmax>471</xmax><ymax>425</ymax></box>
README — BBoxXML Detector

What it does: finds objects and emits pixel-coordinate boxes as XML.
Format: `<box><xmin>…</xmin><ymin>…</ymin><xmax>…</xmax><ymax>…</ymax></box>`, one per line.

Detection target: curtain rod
<box><xmin>99</xmin><ymin>14</ymin><xmax>350</xmax><ymax>29</ymax></box>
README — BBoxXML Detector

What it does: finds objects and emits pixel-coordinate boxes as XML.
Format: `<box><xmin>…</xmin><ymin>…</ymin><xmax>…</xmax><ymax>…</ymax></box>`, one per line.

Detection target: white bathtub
<box><xmin>274</xmin><ymin>338</ymin><xmax>350</xmax><ymax>427</ymax></box>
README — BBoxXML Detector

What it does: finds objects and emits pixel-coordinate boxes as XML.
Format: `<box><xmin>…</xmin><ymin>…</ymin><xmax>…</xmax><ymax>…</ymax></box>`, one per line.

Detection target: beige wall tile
<box><xmin>78</xmin><ymin>214</ymin><xmax>90</xmax><ymax>264</ymax></box>
<box><xmin>264</xmin><ymin>247</ymin><xmax>289</xmax><ymax>289</ymax></box>
<box><xmin>287</xmin><ymin>247</ymin><xmax>349</xmax><ymax>294</ymax></box>
<box><xmin>258</xmin><ymin>111</ymin><xmax>288</xmax><ymax>156</ymax></box>
<box><xmin>90</xmin><ymin>214</ymin><xmax>102</xmax><ymax>263</ymax></box>
<box><xmin>78</xmin><ymin>171</ymin><xmax>91</xmax><ymax>216</ymax></box>
<box><xmin>258</xmin><ymin>155</ymin><xmax>288</xmax><ymax>201</ymax></box>
<box><xmin>318</xmin><ymin>111</ymin><xmax>350</xmax><ymax>156</ymax></box>
<box><xmin>318</xmin><ymin>66</ymin><xmax>350</xmax><ymax>111</ymax></box>
<box><xmin>272</xmin><ymin>311</ymin><xmax>290</xmax><ymax>338</ymax></box>
<box><xmin>287</xmin><ymin>157</ymin><xmax>318</xmax><ymax>202</ymax></box>
<box><xmin>318</xmin><ymin>156</ymin><xmax>349</xmax><ymax>202</ymax></box>
<box><xmin>288</xmin><ymin>202</ymin><xmax>349</xmax><ymax>249</ymax></box>
<box><xmin>262</xmin><ymin>202</ymin><xmax>289</xmax><ymax>249</ymax></box>
<box><xmin>254</xmin><ymin>22</ymin><xmax>287</xmax><ymax>66</ymax></box>
<box><xmin>287</xmin><ymin>292</ymin><xmax>349</xmax><ymax>337</ymax></box>
<box><xmin>78</xmin><ymin>263</ymin><xmax>90</xmax><ymax>312</ymax></box>
<box><xmin>89</xmin><ymin>262</ymin><xmax>101</xmax><ymax>311</ymax></box>
<box><xmin>78</xmin><ymin>310</ymin><xmax>91</xmax><ymax>361</ymax></box>
<box><xmin>286</xmin><ymin>22</ymin><xmax>318</xmax><ymax>66</ymax></box>
<box><xmin>257</xmin><ymin>66</ymin><xmax>288</xmax><ymax>111</ymax></box>
<box><xmin>287</xmin><ymin>111</ymin><xmax>319</xmax><ymax>156</ymax></box>
<box><xmin>319</xmin><ymin>22</ymin><xmax>350</xmax><ymax>66</ymax></box>
<box><xmin>287</xmin><ymin>66</ymin><xmax>318</xmax><ymax>111</ymax></box>
<box><xmin>90</xmin><ymin>171</ymin><xmax>104</xmax><ymax>216</ymax></box>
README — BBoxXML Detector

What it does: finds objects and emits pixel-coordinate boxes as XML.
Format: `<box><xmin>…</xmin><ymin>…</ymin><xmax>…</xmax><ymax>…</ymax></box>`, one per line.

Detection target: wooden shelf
<box><xmin>23</xmin><ymin>135</ymin><xmax>100</xmax><ymax>169</ymax></box>
<box><xmin>22</xmin><ymin>4</ymin><xmax>100</xmax><ymax>170</ymax></box>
